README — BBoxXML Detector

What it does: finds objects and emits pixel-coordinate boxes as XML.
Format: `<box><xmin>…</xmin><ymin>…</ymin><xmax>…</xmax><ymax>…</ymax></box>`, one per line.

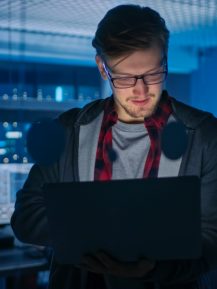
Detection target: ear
<box><xmin>95</xmin><ymin>55</ymin><xmax>108</xmax><ymax>80</ymax></box>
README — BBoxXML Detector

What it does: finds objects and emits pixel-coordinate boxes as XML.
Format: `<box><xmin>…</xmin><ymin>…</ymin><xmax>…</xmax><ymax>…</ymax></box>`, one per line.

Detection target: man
<box><xmin>11</xmin><ymin>4</ymin><xmax>217</xmax><ymax>289</ymax></box>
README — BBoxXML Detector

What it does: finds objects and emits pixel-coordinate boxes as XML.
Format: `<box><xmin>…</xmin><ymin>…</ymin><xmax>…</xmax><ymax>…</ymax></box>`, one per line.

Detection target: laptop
<box><xmin>43</xmin><ymin>176</ymin><xmax>201</xmax><ymax>265</ymax></box>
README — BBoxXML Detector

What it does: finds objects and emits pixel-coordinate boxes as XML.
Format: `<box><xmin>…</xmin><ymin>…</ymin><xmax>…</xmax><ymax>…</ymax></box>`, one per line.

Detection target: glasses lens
<box><xmin>144</xmin><ymin>72</ymin><xmax>167</xmax><ymax>84</ymax></box>
<box><xmin>113</xmin><ymin>77</ymin><xmax>136</xmax><ymax>88</ymax></box>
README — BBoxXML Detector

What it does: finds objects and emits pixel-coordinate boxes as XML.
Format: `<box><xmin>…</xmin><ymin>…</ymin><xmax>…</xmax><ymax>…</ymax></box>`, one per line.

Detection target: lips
<box><xmin>130</xmin><ymin>98</ymin><xmax>151</xmax><ymax>106</ymax></box>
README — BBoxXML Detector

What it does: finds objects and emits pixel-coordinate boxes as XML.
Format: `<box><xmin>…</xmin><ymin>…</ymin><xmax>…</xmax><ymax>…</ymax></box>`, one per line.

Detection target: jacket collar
<box><xmin>170</xmin><ymin>96</ymin><xmax>212</xmax><ymax>129</ymax></box>
<box><xmin>59</xmin><ymin>90</ymin><xmax>213</xmax><ymax>129</ymax></box>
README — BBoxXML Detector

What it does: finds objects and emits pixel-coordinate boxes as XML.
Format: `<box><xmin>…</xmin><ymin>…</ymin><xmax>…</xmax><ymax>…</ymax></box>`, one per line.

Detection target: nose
<box><xmin>132</xmin><ymin>78</ymin><xmax>149</xmax><ymax>96</ymax></box>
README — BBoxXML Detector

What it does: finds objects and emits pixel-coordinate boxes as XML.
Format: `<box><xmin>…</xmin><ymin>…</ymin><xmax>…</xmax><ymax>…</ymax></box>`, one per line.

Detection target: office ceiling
<box><xmin>0</xmin><ymin>0</ymin><xmax>216</xmax><ymax>69</ymax></box>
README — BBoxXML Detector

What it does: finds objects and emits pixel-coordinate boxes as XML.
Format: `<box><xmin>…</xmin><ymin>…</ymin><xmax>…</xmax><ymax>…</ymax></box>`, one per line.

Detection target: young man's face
<box><xmin>96</xmin><ymin>47</ymin><xmax>166</xmax><ymax>123</ymax></box>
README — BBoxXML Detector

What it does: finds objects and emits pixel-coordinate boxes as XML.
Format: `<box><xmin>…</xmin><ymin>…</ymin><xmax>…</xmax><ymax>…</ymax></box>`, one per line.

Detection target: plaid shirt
<box><xmin>94</xmin><ymin>93</ymin><xmax>172</xmax><ymax>180</ymax></box>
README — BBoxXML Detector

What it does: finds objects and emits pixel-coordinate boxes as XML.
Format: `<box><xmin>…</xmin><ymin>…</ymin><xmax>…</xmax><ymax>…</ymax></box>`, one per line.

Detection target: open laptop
<box><xmin>43</xmin><ymin>176</ymin><xmax>201</xmax><ymax>265</ymax></box>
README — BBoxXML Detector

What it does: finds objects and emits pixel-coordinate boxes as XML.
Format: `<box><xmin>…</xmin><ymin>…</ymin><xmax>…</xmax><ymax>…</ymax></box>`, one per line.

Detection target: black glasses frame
<box><xmin>103</xmin><ymin>58</ymin><xmax>168</xmax><ymax>89</ymax></box>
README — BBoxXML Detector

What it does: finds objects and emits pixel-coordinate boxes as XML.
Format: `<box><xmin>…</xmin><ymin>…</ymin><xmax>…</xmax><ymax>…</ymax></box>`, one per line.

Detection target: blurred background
<box><xmin>0</xmin><ymin>0</ymin><xmax>216</xmax><ymax>288</ymax></box>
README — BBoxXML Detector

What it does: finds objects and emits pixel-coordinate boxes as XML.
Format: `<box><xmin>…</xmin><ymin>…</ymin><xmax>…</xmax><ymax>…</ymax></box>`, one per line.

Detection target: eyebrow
<box><xmin>109</xmin><ymin>64</ymin><xmax>164</xmax><ymax>77</ymax></box>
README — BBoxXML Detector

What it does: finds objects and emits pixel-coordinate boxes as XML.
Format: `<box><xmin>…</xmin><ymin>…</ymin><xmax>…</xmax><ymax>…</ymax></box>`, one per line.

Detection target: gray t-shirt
<box><xmin>112</xmin><ymin>121</ymin><xmax>150</xmax><ymax>180</ymax></box>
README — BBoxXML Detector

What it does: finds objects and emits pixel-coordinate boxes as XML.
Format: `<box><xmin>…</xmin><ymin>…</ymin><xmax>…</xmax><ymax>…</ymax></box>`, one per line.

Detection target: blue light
<box><xmin>0</xmin><ymin>148</ymin><xmax>7</xmax><ymax>155</ymax></box>
<box><xmin>0</xmin><ymin>141</ymin><xmax>7</xmax><ymax>147</ymax></box>
<box><xmin>6</xmin><ymin>131</ymin><xmax>22</xmax><ymax>139</ymax></box>
<box><xmin>55</xmin><ymin>86</ymin><xmax>63</xmax><ymax>102</ymax></box>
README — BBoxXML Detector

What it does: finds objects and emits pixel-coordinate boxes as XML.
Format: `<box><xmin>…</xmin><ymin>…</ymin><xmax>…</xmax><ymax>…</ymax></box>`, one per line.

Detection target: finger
<box><xmin>123</xmin><ymin>259</ymin><xmax>156</xmax><ymax>278</ymax></box>
<box><xmin>108</xmin><ymin>258</ymin><xmax>155</xmax><ymax>278</ymax></box>
<box><xmin>93</xmin><ymin>252</ymin><xmax>131</xmax><ymax>276</ymax></box>
<box><xmin>85</xmin><ymin>253</ymin><xmax>156</xmax><ymax>278</ymax></box>
<box><xmin>94</xmin><ymin>251</ymin><xmax>116</xmax><ymax>268</ymax></box>
<box><xmin>137</xmin><ymin>259</ymin><xmax>156</xmax><ymax>277</ymax></box>
<box><xmin>81</xmin><ymin>255</ymin><xmax>107</xmax><ymax>274</ymax></box>
<box><xmin>94</xmin><ymin>252</ymin><xmax>139</xmax><ymax>277</ymax></box>
<box><xmin>138</xmin><ymin>258</ymin><xmax>156</xmax><ymax>271</ymax></box>
<box><xmin>79</xmin><ymin>263</ymin><xmax>104</xmax><ymax>274</ymax></box>
<box><xmin>95</xmin><ymin>252</ymin><xmax>130</xmax><ymax>276</ymax></box>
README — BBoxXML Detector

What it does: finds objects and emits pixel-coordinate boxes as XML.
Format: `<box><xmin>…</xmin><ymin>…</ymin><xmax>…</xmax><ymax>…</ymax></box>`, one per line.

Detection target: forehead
<box><xmin>106</xmin><ymin>47</ymin><xmax>163</xmax><ymax>75</ymax></box>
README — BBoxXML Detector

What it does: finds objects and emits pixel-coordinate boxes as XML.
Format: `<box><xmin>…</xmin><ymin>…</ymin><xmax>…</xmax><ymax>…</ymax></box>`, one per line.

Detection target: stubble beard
<box><xmin>124</xmin><ymin>105</ymin><xmax>154</xmax><ymax>120</ymax></box>
<box><xmin>122</xmin><ymin>95</ymin><xmax>160</xmax><ymax>120</ymax></box>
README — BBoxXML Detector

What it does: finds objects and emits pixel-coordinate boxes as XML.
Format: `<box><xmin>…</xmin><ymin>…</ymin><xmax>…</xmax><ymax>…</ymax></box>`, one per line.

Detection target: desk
<box><xmin>0</xmin><ymin>246</ymin><xmax>49</xmax><ymax>289</ymax></box>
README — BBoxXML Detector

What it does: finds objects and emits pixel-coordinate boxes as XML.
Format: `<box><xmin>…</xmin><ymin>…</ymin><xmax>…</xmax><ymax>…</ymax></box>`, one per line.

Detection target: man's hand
<box><xmin>79</xmin><ymin>251</ymin><xmax>156</xmax><ymax>278</ymax></box>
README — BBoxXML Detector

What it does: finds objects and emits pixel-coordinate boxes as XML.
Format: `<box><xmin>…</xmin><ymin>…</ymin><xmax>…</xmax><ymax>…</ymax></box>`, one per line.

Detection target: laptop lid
<box><xmin>43</xmin><ymin>176</ymin><xmax>201</xmax><ymax>265</ymax></box>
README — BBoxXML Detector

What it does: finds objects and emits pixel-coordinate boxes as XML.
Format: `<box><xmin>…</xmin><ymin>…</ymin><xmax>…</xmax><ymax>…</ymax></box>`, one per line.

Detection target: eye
<box><xmin>114</xmin><ymin>77</ymin><xmax>135</xmax><ymax>84</ymax></box>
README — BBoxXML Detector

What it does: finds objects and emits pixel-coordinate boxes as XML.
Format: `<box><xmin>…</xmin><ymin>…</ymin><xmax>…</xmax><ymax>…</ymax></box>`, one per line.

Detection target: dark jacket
<box><xmin>11</xmin><ymin>92</ymin><xmax>217</xmax><ymax>289</ymax></box>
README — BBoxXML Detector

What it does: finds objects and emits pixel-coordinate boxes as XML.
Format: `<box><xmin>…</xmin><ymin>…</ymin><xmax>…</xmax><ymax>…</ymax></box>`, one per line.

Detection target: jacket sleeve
<box><xmin>148</xmin><ymin>124</ymin><xmax>217</xmax><ymax>285</ymax></box>
<box><xmin>11</xmin><ymin>162</ymin><xmax>59</xmax><ymax>246</ymax></box>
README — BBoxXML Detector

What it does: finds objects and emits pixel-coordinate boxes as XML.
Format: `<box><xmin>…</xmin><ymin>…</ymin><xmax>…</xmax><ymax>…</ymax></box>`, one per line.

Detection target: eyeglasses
<box><xmin>103</xmin><ymin>59</ymin><xmax>168</xmax><ymax>89</ymax></box>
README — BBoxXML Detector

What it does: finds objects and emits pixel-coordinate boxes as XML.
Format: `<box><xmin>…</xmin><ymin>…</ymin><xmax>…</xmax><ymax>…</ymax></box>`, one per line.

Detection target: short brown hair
<box><xmin>92</xmin><ymin>4</ymin><xmax>169</xmax><ymax>58</ymax></box>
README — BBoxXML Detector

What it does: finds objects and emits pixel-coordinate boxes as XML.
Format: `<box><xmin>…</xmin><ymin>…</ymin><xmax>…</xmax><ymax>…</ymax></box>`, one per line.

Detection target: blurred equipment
<box><xmin>0</xmin><ymin>121</ymin><xmax>33</xmax><ymax>225</ymax></box>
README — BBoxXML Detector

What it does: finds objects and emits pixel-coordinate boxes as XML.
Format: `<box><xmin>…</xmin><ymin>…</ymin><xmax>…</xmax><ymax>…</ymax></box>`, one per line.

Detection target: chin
<box><xmin>130</xmin><ymin>109</ymin><xmax>155</xmax><ymax>120</ymax></box>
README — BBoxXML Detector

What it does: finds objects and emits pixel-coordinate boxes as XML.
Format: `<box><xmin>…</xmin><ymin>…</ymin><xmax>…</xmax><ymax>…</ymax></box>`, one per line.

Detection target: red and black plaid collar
<box><xmin>94</xmin><ymin>91</ymin><xmax>173</xmax><ymax>180</ymax></box>
<box><xmin>103</xmin><ymin>91</ymin><xmax>172</xmax><ymax>128</ymax></box>
<box><xmin>144</xmin><ymin>92</ymin><xmax>172</xmax><ymax>129</ymax></box>
<box><xmin>102</xmin><ymin>97</ymin><xmax>118</xmax><ymax>127</ymax></box>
